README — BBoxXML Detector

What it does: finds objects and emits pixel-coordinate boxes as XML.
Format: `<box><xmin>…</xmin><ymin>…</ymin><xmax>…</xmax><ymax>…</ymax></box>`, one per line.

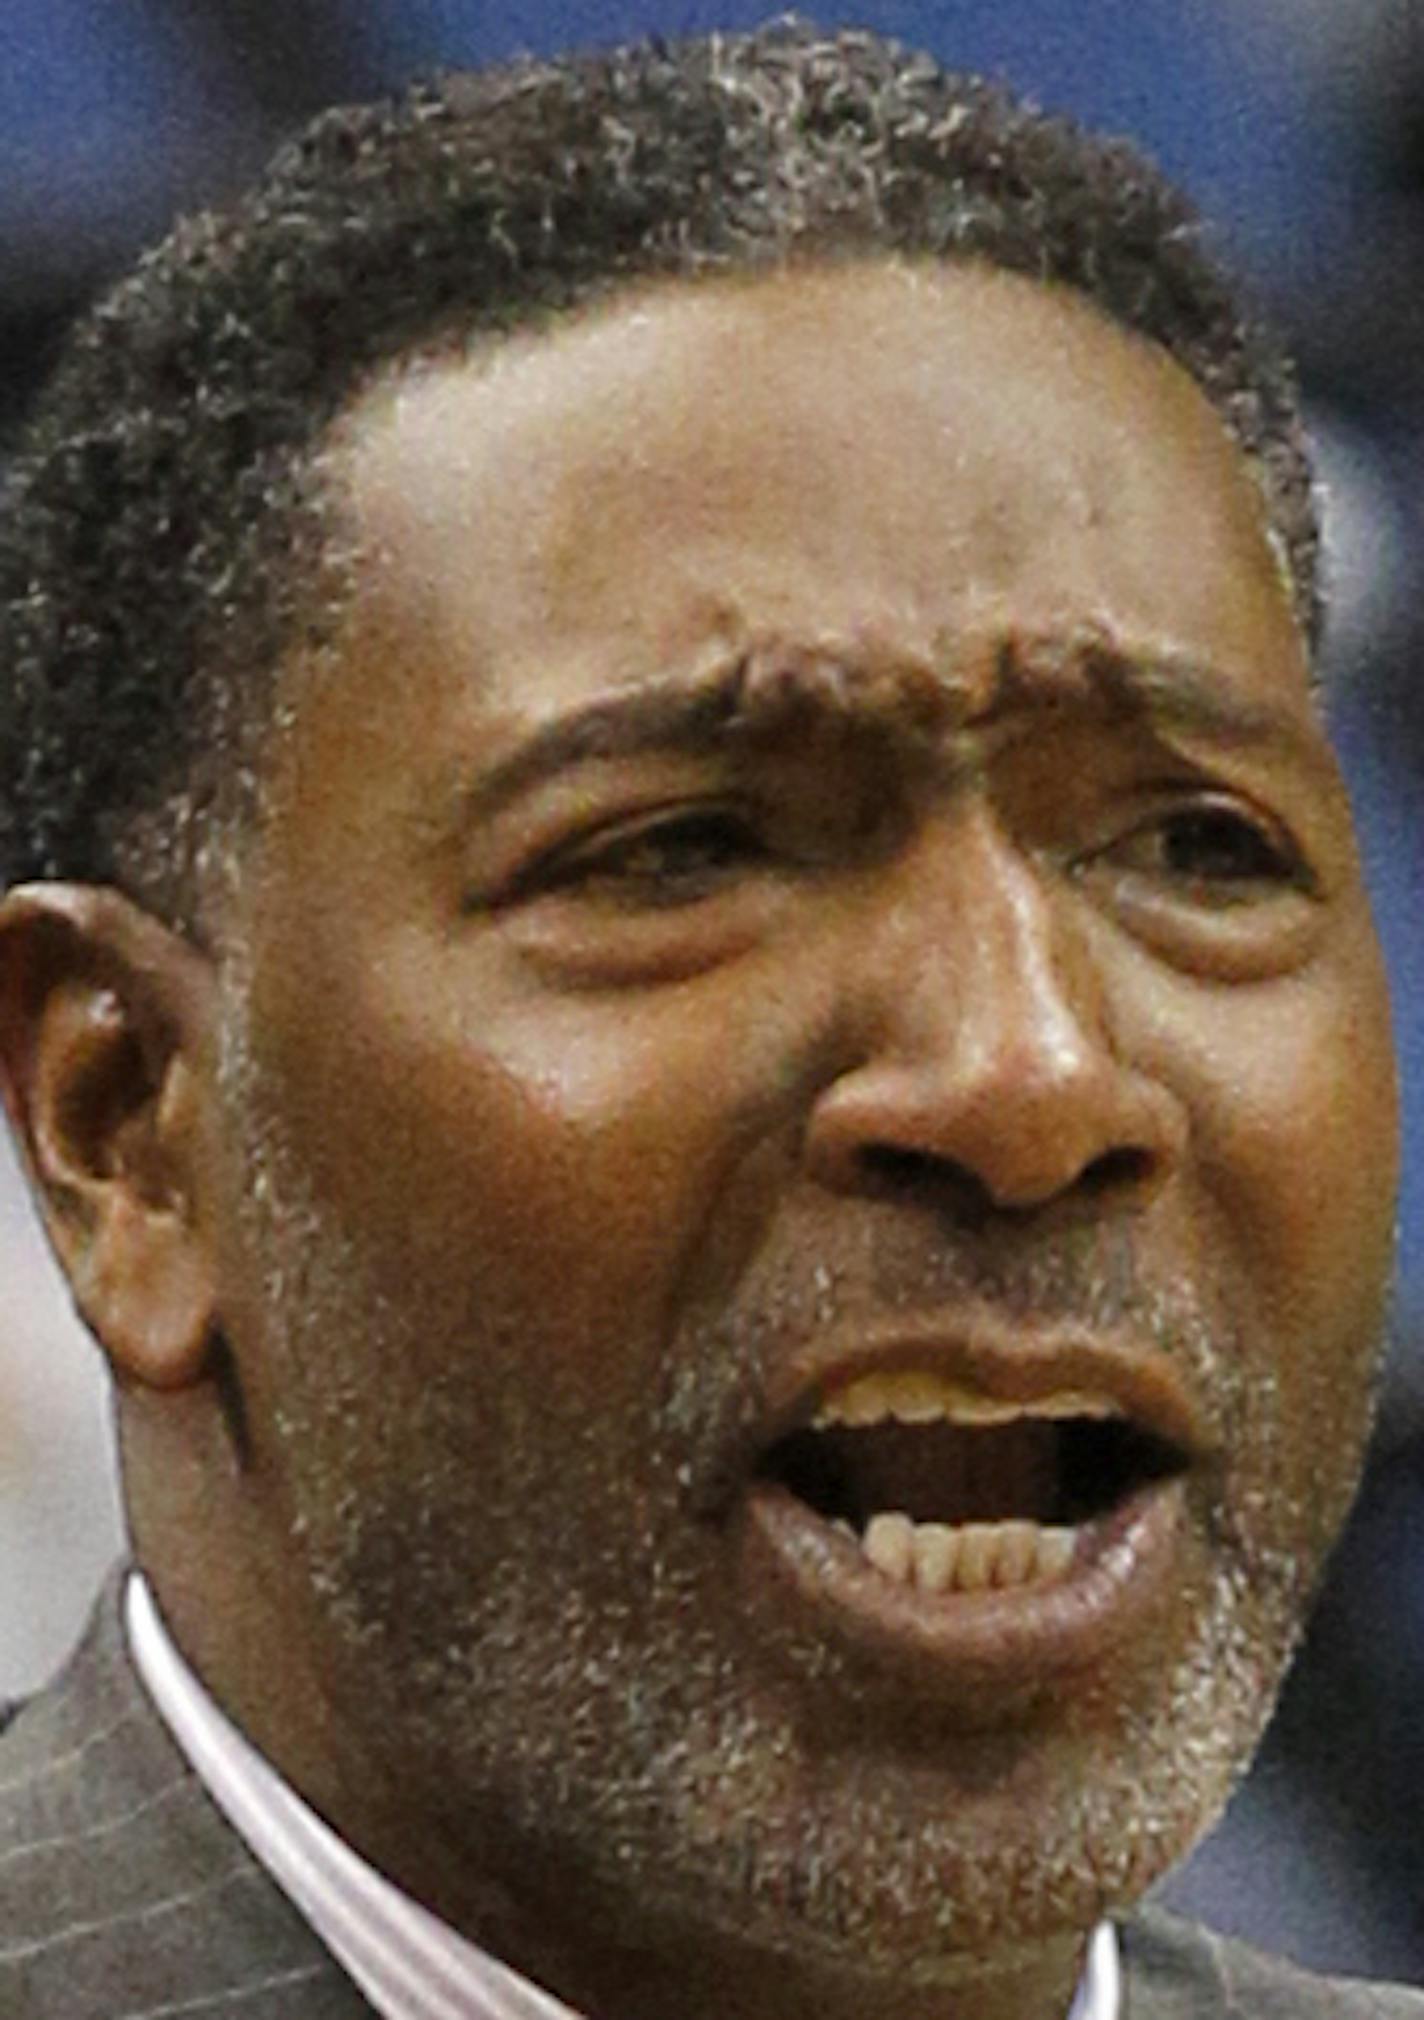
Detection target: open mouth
<box><xmin>756</xmin><ymin>1368</ymin><xmax>1187</xmax><ymax>1598</ymax></box>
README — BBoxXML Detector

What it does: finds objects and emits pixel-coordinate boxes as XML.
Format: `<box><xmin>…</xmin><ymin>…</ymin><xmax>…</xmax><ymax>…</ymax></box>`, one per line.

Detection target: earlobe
<box><xmin>0</xmin><ymin>884</ymin><xmax>220</xmax><ymax>1391</ymax></box>
<box><xmin>78</xmin><ymin>1182</ymin><xmax>215</xmax><ymax>1390</ymax></box>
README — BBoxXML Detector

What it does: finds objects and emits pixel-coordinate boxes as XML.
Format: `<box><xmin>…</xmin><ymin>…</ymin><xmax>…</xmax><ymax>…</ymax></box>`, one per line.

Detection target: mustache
<box><xmin>666</xmin><ymin>1207</ymin><xmax>1245</xmax><ymax>1447</ymax></box>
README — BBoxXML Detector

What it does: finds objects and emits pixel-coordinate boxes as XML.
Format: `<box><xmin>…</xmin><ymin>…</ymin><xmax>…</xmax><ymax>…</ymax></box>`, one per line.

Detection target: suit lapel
<box><xmin>0</xmin><ymin>1565</ymin><xmax>373</xmax><ymax>2017</ymax></box>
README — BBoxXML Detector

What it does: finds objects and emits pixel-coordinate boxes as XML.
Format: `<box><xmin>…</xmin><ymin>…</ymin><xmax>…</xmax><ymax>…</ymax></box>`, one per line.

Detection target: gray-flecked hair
<box><xmin>0</xmin><ymin>18</ymin><xmax>1318</xmax><ymax>925</ymax></box>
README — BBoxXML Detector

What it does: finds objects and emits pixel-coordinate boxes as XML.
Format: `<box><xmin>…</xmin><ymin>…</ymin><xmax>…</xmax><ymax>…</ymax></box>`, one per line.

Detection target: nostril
<box><xmin>854</xmin><ymin>1140</ymin><xmax>1158</xmax><ymax>1216</ymax></box>
<box><xmin>861</xmin><ymin>1144</ymin><xmax>931</xmax><ymax>1188</ymax></box>
<box><xmin>857</xmin><ymin>1144</ymin><xmax>999</xmax><ymax>1221</ymax></box>
<box><xmin>1079</xmin><ymin>1146</ymin><xmax>1157</xmax><ymax>1198</ymax></box>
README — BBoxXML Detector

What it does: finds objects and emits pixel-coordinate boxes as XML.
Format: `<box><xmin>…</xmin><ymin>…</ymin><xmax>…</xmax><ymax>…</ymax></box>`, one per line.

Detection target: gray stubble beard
<box><xmin>213</xmin><ymin>969</ymin><xmax>1339</xmax><ymax>1981</ymax></box>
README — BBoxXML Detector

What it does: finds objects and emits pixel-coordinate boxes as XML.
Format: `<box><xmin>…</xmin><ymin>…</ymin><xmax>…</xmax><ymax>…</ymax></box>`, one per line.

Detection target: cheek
<box><xmin>1153</xmin><ymin>938</ymin><xmax>1397</xmax><ymax>1467</ymax></box>
<box><xmin>247</xmin><ymin>925</ymin><xmax>820</xmax><ymax>1388</ymax></box>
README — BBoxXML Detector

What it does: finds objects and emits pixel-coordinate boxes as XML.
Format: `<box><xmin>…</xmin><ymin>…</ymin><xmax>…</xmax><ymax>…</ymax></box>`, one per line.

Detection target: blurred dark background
<box><xmin>2</xmin><ymin>0</ymin><xmax>1421</xmax><ymax>1984</ymax></box>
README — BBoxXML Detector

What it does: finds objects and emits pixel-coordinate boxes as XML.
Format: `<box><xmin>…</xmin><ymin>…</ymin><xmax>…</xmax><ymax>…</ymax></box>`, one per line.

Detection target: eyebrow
<box><xmin>1089</xmin><ymin>654</ymin><xmax>1327</xmax><ymax>758</ymax></box>
<box><xmin>441</xmin><ymin>633</ymin><xmax>1333</xmax><ymax>831</ymax></box>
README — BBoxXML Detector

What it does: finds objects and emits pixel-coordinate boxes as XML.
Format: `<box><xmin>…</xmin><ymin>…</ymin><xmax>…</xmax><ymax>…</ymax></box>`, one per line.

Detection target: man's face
<box><xmin>208</xmin><ymin>262</ymin><xmax>1396</xmax><ymax>1978</ymax></box>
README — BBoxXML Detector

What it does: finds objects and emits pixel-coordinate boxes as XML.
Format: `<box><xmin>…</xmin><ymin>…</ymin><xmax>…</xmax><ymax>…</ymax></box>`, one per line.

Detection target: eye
<box><xmin>1078</xmin><ymin>789</ymin><xmax>1325</xmax><ymax>979</ymax></box>
<box><xmin>1105</xmin><ymin>800</ymin><xmax>1310</xmax><ymax>900</ymax></box>
<box><xmin>532</xmin><ymin>806</ymin><xmax>772</xmax><ymax>908</ymax></box>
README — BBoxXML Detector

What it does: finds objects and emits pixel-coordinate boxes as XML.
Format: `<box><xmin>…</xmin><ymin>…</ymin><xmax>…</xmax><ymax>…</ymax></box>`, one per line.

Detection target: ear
<box><xmin>0</xmin><ymin>883</ymin><xmax>220</xmax><ymax>1391</ymax></box>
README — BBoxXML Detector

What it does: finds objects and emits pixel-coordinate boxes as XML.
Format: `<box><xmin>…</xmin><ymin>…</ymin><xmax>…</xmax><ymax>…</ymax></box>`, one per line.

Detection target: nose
<box><xmin>804</xmin><ymin>811</ymin><xmax>1185</xmax><ymax>1216</ymax></box>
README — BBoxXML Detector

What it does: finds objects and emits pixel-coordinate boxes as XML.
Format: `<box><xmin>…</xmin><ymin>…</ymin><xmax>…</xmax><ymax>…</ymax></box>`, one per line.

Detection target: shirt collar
<box><xmin>125</xmin><ymin>1570</ymin><xmax>1118</xmax><ymax>2020</ymax></box>
<box><xmin>126</xmin><ymin>1572</ymin><xmax>578</xmax><ymax>2020</ymax></box>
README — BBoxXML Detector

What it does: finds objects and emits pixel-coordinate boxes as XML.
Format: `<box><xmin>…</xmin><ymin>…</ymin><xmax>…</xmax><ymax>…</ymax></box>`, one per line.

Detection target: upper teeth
<box><xmin>813</xmin><ymin>1370</ymin><xmax>1124</xmax><ymax>1430</ymax></box>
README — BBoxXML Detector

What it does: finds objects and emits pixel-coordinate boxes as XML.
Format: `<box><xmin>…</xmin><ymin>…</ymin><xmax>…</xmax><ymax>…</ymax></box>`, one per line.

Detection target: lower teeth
<box><xmin>855</xmin><ymin>1512</ymin><xmax>1076</xmax><ymax>1593</ymax></box>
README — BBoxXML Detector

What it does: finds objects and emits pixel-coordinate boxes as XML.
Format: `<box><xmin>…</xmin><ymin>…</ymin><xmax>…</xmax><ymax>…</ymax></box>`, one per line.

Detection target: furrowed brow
<box><xmin>435</xmin><ymin>627</ymin><xmax>1333</xmax><ymax>839</ymax></box>
<box><xmin>1085</xmin><ymin>649</ymin><xmax>1336</xmax><ymax>780</ymax></box>
<box><xmin>971</xmin><ymin>622</ymin><xmax>1330</xmax><ymax>773</ymax></box>
<box><xmin>447</xmin><ymin>647</ymin><xmax>962</xmax><ymax>828</ymax></box>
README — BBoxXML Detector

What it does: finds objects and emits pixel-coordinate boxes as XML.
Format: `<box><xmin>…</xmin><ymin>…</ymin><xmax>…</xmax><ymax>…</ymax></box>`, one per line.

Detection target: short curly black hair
<box><xmin>0</xmin><ymin>18</ymin><xmax>1318</xmax><ymax>925</ymax></box>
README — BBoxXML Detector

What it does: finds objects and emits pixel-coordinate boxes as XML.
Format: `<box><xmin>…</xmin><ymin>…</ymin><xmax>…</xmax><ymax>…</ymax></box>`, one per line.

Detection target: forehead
<box><xmin>316</xmin><ymin>258</ymin><xmax>1311</xmax><ymax>757</ymax></box>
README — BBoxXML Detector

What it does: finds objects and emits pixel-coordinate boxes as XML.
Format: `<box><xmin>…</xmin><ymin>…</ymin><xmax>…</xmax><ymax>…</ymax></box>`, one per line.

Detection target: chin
<box><xmin>528</xmin><ymin>1610</ymin><xmax>1281</xmax><ymax>1993</ymax></box>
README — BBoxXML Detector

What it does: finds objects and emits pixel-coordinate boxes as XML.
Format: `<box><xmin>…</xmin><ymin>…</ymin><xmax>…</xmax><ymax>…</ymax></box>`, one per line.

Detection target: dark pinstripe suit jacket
<box><xmin>2</xmin><ymin>1572</ymin><xmax>1420</xmax><ymax>2018</ymax></box>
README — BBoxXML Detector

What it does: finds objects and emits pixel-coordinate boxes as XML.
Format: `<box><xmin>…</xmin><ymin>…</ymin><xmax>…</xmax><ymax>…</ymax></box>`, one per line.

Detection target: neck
<box><xmin>313</xmin><ymin>1801</ymin><xmax>1092</xmax><ymax>2020</ymax></box>
<box><xmin>438</xmin><ymin>1879</ymin><xmax>1090</xmax><ymax>2020</ymax></box>
<box><xmin>507</xmin><ymin>1924</ymin><xmax>1088</xmax><ymax>2020</ymax></box>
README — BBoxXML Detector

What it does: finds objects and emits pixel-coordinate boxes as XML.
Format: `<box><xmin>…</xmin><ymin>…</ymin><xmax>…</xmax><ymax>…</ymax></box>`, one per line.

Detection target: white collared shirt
<box><xmin>125</xmin><ymin>1573</ymin><xmax>1118</xmax><ymax>2020</ymax></box>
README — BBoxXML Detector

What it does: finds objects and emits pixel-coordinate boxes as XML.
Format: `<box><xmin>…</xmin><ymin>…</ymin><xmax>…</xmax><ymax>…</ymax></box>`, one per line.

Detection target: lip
<box><xmin>736</xmin><ymin>1471</ymin><xmax>1189</xmax><ymax>1709</ymax></box>
<box><xmin>723</xmin><ymin>1308</ymin><xmax>1211</xmax><ymax>1486</ymax></box>
<box><xmin>718</xmin><ymin>1311</ymin><xmax>1208</xmax><ymax>1708</ymax></box>
<box><xmin>742</xmin><ymin>1309</ymin><xmax>1212</xmax><ymax>1469</ymax></box>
